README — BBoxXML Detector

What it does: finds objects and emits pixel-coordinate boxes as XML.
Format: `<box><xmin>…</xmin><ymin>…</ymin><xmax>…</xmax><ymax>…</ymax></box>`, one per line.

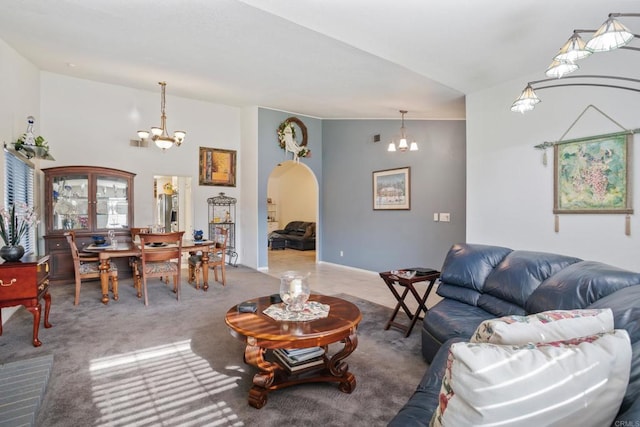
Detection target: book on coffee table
<box><xmin>273</xmin><ymin>349</ymin><xmax>325</xmax><ymax>372</ymax></box>
<box><xmin>280</xmin><ymin>347</ymin><xmax>325</xmax><ymax>362</ymax></box>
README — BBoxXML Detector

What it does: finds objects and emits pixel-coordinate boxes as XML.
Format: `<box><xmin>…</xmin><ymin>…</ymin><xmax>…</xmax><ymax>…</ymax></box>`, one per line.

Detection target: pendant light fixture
<box><xmin>136</xmin><ymin>82</ymin><xmax>186</xmax><ymax>151</ymax></box>
<box><xmin>388</xmin><ymin>110</ymin><xmax>418</xmax><ymax>152</ymax></box>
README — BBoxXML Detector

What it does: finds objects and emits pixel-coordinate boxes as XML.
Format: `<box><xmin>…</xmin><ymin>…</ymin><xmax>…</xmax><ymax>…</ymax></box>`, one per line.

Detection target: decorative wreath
<box><xmin>277</xmin><ymin>117</ymin><xmax>310</xmax><ymax>158</ymax></box>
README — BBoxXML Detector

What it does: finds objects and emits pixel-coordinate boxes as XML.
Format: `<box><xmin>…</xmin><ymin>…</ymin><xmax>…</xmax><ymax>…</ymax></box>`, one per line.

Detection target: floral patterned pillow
<box><xmin>471</xmin><ymin>308</ymin><xmax>613</xmax><ymax>345</ymax></box>
<box><xmin>430</xmin><ymin>330</ymin><xmax>631</xmax><ymax>427</ymax></box>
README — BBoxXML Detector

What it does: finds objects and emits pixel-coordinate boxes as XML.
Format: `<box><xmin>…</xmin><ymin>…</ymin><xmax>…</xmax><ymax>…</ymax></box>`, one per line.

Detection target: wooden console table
<box><xmin>379</xmin><ymin>269</ymin><xmax>440</xmax><ymax>337</ymax></box>
<box><xmin>0</xmin><ymin>255</ymin><xmax>52</xmax><ymax>347</ymax></box>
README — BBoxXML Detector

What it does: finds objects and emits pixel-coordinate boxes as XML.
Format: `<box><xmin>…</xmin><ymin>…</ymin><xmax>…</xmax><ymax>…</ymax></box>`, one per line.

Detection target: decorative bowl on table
<box><xmin>193</xmin><ymin>229</ymin><xmax>204</xmax><ymax>241</ymax></box>
<box><xmin>92</xmin><ymin>235</ymin><xmax>106</xmax><ymax>245</ymax></box>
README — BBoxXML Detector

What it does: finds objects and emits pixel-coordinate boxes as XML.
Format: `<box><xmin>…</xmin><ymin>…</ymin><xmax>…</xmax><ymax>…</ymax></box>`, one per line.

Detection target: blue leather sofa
<box><xmin>389</xmin><ymin>243</ymin><xmax>640</xmax><ymax>426</ymax></box>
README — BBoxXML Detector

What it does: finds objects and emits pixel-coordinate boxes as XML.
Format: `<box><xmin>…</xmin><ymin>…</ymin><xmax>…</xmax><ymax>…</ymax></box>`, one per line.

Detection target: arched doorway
<box><xmin>267</xmin><ymin>160</ymin><xmax>318</xmax><ymax>271</ymax></box>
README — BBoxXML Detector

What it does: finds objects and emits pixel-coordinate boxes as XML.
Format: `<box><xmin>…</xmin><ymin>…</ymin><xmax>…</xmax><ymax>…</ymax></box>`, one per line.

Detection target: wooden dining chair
<box><xmin>64</xmin><ymin>231</ymin><xmax>118</xmax><ymax>305</ymax></box>
<box><xmin>129</xmin><ymin>227</ymin><xmax>151</xmax><ymax>297</ymax></box>
<box><xmin>138</xmin><ymin>231</ymin><xmax>184</xmax><ymax>306</ymax></box>
<box><xmin>188</xmin><ymin>227</ymin><xmax>228</xmax><ymax>289</ymax></box>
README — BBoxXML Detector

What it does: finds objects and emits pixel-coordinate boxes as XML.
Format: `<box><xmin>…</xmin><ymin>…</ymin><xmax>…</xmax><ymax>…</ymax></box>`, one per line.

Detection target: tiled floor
<box><xmin>265</xmin><ymin>248</ymin><xmax>442</xmax><ymax>311</ymax></box>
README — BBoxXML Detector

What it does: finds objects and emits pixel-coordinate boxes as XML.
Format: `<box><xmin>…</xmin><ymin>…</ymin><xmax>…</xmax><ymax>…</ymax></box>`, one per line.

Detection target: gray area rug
<box><xmin>0</xmin><ymin>266</ymin><xmax>426</xmax><ymax>426</ymax></box>
<box><xmin>0</xmin><ymin>354</ymin><xmax>53</xmax><ymax>426</ymax></box>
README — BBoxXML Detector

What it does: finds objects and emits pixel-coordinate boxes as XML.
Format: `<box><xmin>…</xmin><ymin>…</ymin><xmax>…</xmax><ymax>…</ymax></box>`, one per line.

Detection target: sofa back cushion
<box><xmin>478</xmin><ymin>250</ymin><xmax>582</xmax><ymax>316</ymax></box>
<box><xmin>525</xmin><ymin>260</ymin><xmax>640</xmax><ymax>313</ymax></box>
<box><xmin>439</xmin><ymin>243</ymin><xmax>512</xmax><ymax>293</ymax></box>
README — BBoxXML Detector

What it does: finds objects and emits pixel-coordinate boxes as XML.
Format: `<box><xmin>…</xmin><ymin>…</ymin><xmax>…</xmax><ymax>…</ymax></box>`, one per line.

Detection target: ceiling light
<box><xmin>510</xmin><ymin>84</ymin><xmax>540</xmax><ymax>113</ymax></box>
<box><xmin>135</xmin><ymin>82</ymin><xmax>185</xmax><ymax>151</ymax></box>
<box><xmin>586</xmin><ymin>14</ymin><xmax>636</xmax><ymax>52</ymax></box>
<box><xmin>545</xmin><ymin>60</ymin><xmax>579</xmax><ymax>78</ymax></box>
<box><xmin>511</xmin><ymin>76</ymin><xmax>640</xmax><ymax>113</ymax></box>
<box><xmin>388</xmin><ymin>110</ymin><xmax>418</xmax><ymax>152</ymax></box>
<box><xmin>554</xmin><ymin>32</ymin><xmax>593</xmax><ymax>62</ymax></box>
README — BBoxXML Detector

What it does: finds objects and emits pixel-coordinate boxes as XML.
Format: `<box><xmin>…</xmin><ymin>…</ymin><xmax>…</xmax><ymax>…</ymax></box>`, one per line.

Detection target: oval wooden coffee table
<box><xmin>225</xmin><ymin>294</ymin><xmax>362</xmax><ymax>408</ymax></box>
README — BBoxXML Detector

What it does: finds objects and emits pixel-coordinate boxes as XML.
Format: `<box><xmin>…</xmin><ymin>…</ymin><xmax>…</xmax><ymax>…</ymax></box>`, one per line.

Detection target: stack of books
<box><xmin>273</xmin><ymin>347</ymin><xmax>325</xmax><ymax>372</ymax></box>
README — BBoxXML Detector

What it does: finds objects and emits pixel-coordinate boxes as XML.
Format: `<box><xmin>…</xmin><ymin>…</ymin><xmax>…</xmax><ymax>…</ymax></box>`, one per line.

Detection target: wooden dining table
<box><xmin>84</xmin><ymin>239</ymin><xmax>215</xmax><ymax>304</ymax></box>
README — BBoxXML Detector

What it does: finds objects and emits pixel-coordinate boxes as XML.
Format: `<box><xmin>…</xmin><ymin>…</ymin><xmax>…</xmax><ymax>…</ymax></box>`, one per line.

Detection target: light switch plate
<box><xmin>439</xmin><ymin>213</ymin><xmax>450</xmax><ymax>222</ymax></box>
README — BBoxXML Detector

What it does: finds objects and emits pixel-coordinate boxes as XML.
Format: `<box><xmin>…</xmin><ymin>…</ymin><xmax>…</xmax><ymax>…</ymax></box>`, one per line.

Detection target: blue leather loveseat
<box><xmin>389</xmin><ymin>243</ymin><xmax>640</xmax><ymax>426</ymax></box>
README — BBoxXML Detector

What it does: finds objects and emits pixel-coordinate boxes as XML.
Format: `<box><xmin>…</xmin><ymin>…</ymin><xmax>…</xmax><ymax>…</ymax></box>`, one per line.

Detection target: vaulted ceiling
<box><xmin>0</xmin><ymin>1</ymin><xmax>636</xmax><ymax>119</ymax></box>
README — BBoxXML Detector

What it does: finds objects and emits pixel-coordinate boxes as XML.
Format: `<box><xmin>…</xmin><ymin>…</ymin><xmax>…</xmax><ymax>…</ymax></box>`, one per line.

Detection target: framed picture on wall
<box><xmin>373</xmin><ymin>167</ymin><xmax>410</xmax><ymax>210</ymax></box>
<box><xmin>199</xmin><ymin>147</ymin><xmax>237</xmax><ymax>187</ymax></box>
<box><xmin>554</xmin><ymin>133</ymin><xmax>632</xmax><ymax>214</ymax></box>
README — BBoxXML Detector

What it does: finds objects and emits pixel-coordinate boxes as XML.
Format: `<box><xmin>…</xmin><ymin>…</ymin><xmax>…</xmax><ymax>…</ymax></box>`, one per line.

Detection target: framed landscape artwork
<box><xmin>373</xmin><ymin>167</ymin><xmax>410</xmax><ymax>210</ymax></box>
<box><xmin>199</xmin><ymin>147</ymin><xmax>237</xmax><ymax>187</ymax></box>
<box><xmin>554</xmin><ymin>133</ymin><xmax>632</xmax><ymax>214</ymax></box>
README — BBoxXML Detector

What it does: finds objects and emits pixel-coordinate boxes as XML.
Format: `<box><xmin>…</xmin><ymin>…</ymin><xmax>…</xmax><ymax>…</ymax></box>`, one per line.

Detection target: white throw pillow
<box><xmin>471</xmin><ymin>308</ymin><xmax>613</xmax><ymax>345</ymax></box>
<box><xmin>431</xmin><ymin>330</ymin><xmax>631</xmax><ymax>427</ymax></box>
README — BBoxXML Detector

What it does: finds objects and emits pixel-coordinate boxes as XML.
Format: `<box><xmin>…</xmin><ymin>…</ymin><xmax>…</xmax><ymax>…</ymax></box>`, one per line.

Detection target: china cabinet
<box><xmin>43</xmin><ymin>166</ymin><xmax>135</xmax><ymax>285</ymax></box>
<box><xmin>208</xmin><ymin>193</ymin><xmax>237</xmax><ymax>266</ymax></box>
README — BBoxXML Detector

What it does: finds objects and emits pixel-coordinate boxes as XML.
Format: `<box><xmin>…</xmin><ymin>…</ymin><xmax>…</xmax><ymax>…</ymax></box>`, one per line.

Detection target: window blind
<box><xmin>5</xmin><ymin>151</ymin><xmax>35</xmax><ymax>254</ymax></box>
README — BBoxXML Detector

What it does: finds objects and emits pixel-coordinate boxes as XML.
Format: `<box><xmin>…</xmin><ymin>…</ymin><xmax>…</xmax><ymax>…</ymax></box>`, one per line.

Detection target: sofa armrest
<box><xmin>388</xmin><ymin>337</ymin><xmax>466</xmax><ymax>427</ymax></box>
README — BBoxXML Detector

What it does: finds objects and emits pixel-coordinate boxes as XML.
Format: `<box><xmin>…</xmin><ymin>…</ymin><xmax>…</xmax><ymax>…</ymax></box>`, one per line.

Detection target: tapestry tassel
<box><xmin>626</xmin><ymin>214</ymin><xmax>631</xmax><ymax>236</ymax></box>
<box><xmin>554</xmin><ymin>215</ymin><xmax>559</xmax><ymax>233</ymax></box>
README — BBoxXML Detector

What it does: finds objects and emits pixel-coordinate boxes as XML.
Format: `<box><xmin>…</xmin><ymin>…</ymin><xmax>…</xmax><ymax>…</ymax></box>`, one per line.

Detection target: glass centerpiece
<box><xmin>279</xmin><ymin>271</ymin><xmax>311</xmax><ymax>312</ymax></box>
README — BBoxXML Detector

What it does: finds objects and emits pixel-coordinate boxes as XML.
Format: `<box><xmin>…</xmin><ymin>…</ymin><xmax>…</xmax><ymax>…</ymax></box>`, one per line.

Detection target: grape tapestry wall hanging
<box><xmin>554</xmin><ymin>132</ymin><xmax>632</xmax><ymax>214</ymax></box>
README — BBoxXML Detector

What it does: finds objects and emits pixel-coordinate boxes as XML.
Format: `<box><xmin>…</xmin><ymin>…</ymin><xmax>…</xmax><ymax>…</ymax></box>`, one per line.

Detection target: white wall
<box><xmin>467</xmin><ymin>53</ymin><xmax>640</xmax><ymax>271</ymax></box>
<box><xmin>39</xmin><ymin>73</ymin><xmax>243</xmax><ymax>260</ymax></box>
<box><xmin>240</xmin><ymin>106</ymin><xmax>258</xmax><ymax>269</ymax></box>
<box><xmin>0</xmin><ymin>38</ymin><xmax>42</xmax><ymax>325</ymax></box>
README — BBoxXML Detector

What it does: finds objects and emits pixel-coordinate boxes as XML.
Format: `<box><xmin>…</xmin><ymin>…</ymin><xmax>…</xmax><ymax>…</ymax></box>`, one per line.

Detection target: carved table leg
<box><xmin>26</xmin><ymin>303</ymin><xmax>42</xmax><ymax>347</ymax></box>
<box><xmin>328</xmin><ymin>332</ymin><xmax>358</xmax><ymax>393</ymax></box>
<box><xmin>201</xmin><ymin>251</ymin><xmax>210</xmax><ymax>291</ymax></box>
<box><xmin>112</xmin><ymin>275</ymin><xmax>119</xmax><ymax>301</ymax></box>
<box><xmin>99</xmin><ymin>258</ymin><xmax>111</xmax><ymax>304</ymax></box>
<box><xmin>43</xmin><ymin>290</ymin><xmax>52</xmax><ymax>329</ymax></box>
<box><xmin>244</xmin><ymin>344</ymin><xmax>275</xmax><ymax>408</ymax></box>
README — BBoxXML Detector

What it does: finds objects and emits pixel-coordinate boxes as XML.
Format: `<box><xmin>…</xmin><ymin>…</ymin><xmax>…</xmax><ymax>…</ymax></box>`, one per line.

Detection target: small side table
<box><xmin>379</xmin><ymin>269</ymin><xmax>440</xmax><ymax>337</ymax></box>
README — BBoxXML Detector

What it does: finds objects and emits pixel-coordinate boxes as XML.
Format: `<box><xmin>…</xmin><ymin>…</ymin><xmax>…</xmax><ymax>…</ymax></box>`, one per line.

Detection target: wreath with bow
<box><xmin>277</xmin><ymin>117</ymin><xmax>310</xmax><ymax>158</ymax></box>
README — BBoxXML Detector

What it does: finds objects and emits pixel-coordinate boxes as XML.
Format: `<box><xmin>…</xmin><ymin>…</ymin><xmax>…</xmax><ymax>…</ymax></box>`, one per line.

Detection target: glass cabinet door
<box><xmin>96</xmin><ymin>176</ymin><xmax>130</xmax><ymax>229</ymax></box>
<box><xmin>51</xmin><ymin>174</ymin><xmax>89</xmax><ymax>231</ymax></box>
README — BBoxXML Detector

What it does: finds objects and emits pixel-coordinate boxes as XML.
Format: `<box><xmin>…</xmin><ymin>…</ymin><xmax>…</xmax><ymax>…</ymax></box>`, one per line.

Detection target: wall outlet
<box><xmin>340</xmin><ymin>250</ymin><xmax>344</xmax><ymax>257</ymax></box>
<box><xmin>433</xmin><ymin>213</ymin><xmax>439</xmax><ymax>221</ymax></box>
<box><xmin>439</xmin><ymin>213</ymin><xmax>451</xmax><ymax>222</ymax></box>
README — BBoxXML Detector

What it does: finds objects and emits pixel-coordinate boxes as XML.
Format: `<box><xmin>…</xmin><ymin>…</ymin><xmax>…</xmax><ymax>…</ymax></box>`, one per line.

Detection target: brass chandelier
<box><xmin>136</xmin><ymin>82</ymin><xmax>186</xmax><ymax>150</ymax></box>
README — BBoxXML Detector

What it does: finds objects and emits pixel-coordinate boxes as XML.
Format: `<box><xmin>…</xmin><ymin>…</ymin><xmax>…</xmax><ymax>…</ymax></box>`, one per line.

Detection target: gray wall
<box><xmin>257</xmin><ymin>108</ymin><xmax>323</xmax><ymax>268</ymax></box>
<box><xmin>322</xmin><ymin>119</ymin><xmax>466</xmax><ymax>272</ymax></box>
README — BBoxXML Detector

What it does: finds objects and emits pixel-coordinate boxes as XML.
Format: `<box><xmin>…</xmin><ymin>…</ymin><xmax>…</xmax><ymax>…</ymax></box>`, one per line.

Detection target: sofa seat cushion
<box><xmin>431</xmin><ymin>330</ymin><xmax>632</xmax><ymax>427</ymax></box>
<box><xmin>424</xmin><ymin>299</ymin><xmax>495</xmax><ymax>344</ymax></box>
<box><xmin>482</xmin><ymin>250</ymin><xmax>582</xmax><ymax>309</ymax></box>
<box><xmin>436</xmin><ymin>283</ymin><xmax>481</xmax><ymax>306</ymax></box>
<box><xmin>471</xmin><ymin>308</ymin><xmax>614</xmax><ymax>345</ymax></box>
<box><xmin>526</xmin><ymin>261</ymin><xmax>640</xmax><ymax>313</ymax></box>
